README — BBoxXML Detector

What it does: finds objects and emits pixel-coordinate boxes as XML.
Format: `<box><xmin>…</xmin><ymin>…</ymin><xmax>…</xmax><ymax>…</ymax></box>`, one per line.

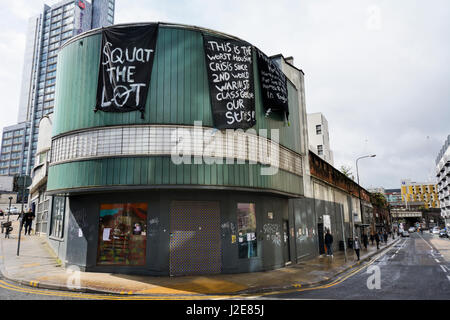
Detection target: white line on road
<box><xmin>435</xmin><ymin>259</ymin><xmax>440</xmax><ymax>263</ymax></box>
<box><xmin>440</xmin><ymin>265</ymin><xmax>447</xmax><ymax>273</ymax></box>
<box><xmin>394</xmin><ymin>240</ymin><xmax>406</xmax><ymax>254</ymax></box>
<box><xmin>448</xmin><ymin>276</ymin><xmax>450</xmax><ymax>283</ymax></box>
<box><xmin>418</xmin><ymin>233</ymin><xmax>434</xmax><ymax>250</ymax></box>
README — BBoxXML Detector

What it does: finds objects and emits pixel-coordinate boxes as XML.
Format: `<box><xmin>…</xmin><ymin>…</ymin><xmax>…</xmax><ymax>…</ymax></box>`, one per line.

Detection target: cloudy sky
<box><xmin>0</xmin><ymin>0</ymin><xmax>449</xmax><ymax>189</ymax></box>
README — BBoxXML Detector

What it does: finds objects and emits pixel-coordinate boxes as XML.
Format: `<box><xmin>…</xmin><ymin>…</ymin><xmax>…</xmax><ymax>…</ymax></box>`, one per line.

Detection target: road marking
<box><xmin>29</xmin><ymin>280</ymin><xmax>39</xmax><ymax>287</ymax></box>
<box><xmin>440</xmin><ymin>265</ymin><xmax>447</xmax><ymax>273</ymax></box>
<box><xmin>418</xmin><ymin>233</ymin><xmax>434</xmax><ymax>250</ymax></box>
<box><xmin>253</xmin><ymin>244</ymin><xmax>395</xmax><ymax>298</ymax></box>
<box><xmin>435</xmin><ymin>259</ymin><xmax>440</xmax><ymax>263</ymax></box>
<box><xmin>448</xmin><ymin>276</ymin><xmax>450</xmax><ymax>283</ymax></box>
<box><xmin>394</xmin><ymin>239</ymin><xmax>407</xmax><ymax>254</ymax></box>
<box><xmin>0</xmin><ymin>280</ymin><xmax>237</xmax><ymax>300</ymax></box>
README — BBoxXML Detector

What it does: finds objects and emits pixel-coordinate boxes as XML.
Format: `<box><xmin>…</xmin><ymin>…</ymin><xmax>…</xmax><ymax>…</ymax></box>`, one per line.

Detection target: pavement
<box><xmin>0</xmin><ymin>216</ymin><xmax>401</xmax><ymax>297</ymax></box>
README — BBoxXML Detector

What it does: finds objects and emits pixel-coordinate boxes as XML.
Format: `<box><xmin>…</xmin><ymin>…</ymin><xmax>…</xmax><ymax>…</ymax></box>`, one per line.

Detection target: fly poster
<box><xmin>256</xmin><ymin>49</ymin><xmax>289</xmax><ymax>119</ymax></box>
<box><xmin>95</xmin><ymin>24</ymin><xmax>159</xmax><ymax>118</ymax></box>
<box><xmin>203</xmin><ymin>35</ymin><xmax>256</xmax><ymax>129</ymax></box>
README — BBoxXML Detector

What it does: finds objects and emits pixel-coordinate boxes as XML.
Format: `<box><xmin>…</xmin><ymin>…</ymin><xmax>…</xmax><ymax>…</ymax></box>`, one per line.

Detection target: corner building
<box><xmin>46</xmin><ymin>23</ymin><xmax>316</xmax><ymax>276</ymax></box>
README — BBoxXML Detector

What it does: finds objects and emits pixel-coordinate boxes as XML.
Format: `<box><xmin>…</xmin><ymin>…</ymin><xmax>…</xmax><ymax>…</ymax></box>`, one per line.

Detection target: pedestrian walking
<box><xmin>324</xmin><ymin>229</ymin><xmax>334</xmax><ymax>257</ymax></box>
<box><xmin>22</xmin><ymin>208</ymin><xmax>35</xmax><ymax>235</ymax></box>
<box><xmin>354</xmin><ymin>236</ymin><xmax>361</xmax><ymax>261</ymax></box>
<box><xmin>370</xmin><ymin>233</ymin><xmax>374</xmax><ymax>245</ymax></box>
<box><xmin>362</xmin><ymin>232</ymin><xmax>368</xmax><ymax>250</ymax></box>
<box><xmin>383</xmin><ymin>231</ymin><xmax>388</xmax><ymax>243</ymax></box>
<box><xmin>375</xmin><ymin>232</ymin><xmax>380</xmax><ymax>249</ymax></box>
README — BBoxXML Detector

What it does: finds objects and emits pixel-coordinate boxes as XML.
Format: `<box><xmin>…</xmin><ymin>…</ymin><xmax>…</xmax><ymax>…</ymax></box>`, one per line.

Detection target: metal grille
<box><xmin>50</xmin><ymin>125</ymin><xmax>303</xmax><ymax>176</ymax></box>
<box><xmin>169</xmin><ymin>201</ymin><xmax>221</xmax><ymax>276</ymax></box>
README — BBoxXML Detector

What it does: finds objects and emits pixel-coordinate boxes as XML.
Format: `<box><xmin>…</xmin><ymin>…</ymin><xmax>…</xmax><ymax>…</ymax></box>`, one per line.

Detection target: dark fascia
<box><xmin>45</xmin><ymin>184</ymin><xmax>303</xmax><ymax>199</ymax></box>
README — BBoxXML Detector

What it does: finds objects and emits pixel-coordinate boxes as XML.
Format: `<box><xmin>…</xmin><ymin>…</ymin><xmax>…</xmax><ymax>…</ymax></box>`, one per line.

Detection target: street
<box><xmin>259</xmin><ymin>232</ymin><xmax>450</xmax><ymax>299</ymax></box>
<box><xmin>0</xmin><ymin>232</ymin><xmax>448</xmax><ymax>300</ymax></box>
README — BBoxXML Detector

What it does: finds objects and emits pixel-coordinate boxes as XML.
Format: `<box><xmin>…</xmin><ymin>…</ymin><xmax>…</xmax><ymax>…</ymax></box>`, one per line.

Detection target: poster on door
<box><xmin>323</xmin><ymin>215</ymin><xmax>331</xmax><ymax>232</ymax></box>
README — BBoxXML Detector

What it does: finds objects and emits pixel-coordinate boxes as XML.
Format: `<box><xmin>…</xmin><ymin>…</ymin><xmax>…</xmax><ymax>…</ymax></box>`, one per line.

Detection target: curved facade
<box><xmin>46</xmin><ymin>23</ymin><xmax>308</xmax><ymax>275</ymax></box>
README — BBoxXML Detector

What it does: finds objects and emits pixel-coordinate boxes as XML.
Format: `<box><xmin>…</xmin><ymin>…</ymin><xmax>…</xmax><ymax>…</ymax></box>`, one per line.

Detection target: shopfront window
<box><xmin>237</xmin><ymin>203</ymin><xmax>257</xmax><ymax>259</ymax></box>
<box><xmin>97</xmin><ymin>203</ymin><xmax>147</xmax><ymax>266</ymax></box>
<box><xmin>50</xmin><ymin>196</ymin><xmax>65</xmax><ymax>238</ymax></box>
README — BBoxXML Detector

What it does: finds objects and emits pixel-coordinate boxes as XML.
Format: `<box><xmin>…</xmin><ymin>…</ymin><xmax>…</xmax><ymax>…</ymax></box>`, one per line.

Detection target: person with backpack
<box><xmin>324</xmin><ymin>229</ymin><xmax>334</xmax><ymax>257</ymax></box>
<box><xmin>375</xmin><ymin>232</ymin><xmax>380</xmax><ymax>250</ymax></box>
<box><xmin>354</xmin><ymin>236</ymin><xmax>361</xmax><ymax>261</ymax></box>
<box><xmin>362</xmin><ymin>232</ymin><xmax>368</xmax><ymax>250</ymax></box>
<box><xmin>22</xmin><ymin>208</ymin><xmax>35</xmax><ymax>235</ymax></box>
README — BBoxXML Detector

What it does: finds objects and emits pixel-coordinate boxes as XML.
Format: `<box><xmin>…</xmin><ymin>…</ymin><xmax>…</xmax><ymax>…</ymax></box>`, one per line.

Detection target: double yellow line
<box><xmin>0</xmin><ymin>245</ymin><xmax>391</xmax><ymax>300</ymax></box>
<box><xmin>252</xmin><ymin>249</ymin><xmax>384</xmax><ymax>298</ymax></box>
<box><xmin>0</xmin><ymin>279</ymin><xmax>237</xmax><ymax>300</ymax></box>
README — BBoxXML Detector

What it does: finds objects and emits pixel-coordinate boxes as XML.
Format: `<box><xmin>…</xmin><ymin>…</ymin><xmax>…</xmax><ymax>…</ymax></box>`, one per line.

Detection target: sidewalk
<box><xmin>0</xmin><ymin>218</ymin><xmax>400</xmax><ymax>296</ymax></box>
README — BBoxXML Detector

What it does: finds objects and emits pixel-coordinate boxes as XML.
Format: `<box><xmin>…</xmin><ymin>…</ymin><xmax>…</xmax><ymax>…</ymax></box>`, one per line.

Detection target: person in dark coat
<box><xmin>354</xmin><ymin>236</ymin><xmax>361</xmax><ymax>261</ymax></box>
<box><xmin>362</xmin><ymin>232</ymin><xmax>368</xmax><ymax>250</ymax></box>
<box><xmin>22</xmin><ymin>209</ymin><xmax>35</xmax><ymax>235</ymax></box>
<box><xmin>370</xmin><ymin>233</ymin><xmax>374</xmax><ymax>245</ymax></box>
<box><xmin>375</xmin><ymin>232</ymin><xmax>380</xmax><ymax>249</ymax></box>
<box><xmin>383</xmin><ymin>231</ymin><xmax>388</xmax><ymax>243</ymax></box>
<box><xmin>324</xmin><ymin>230</ymin><xmax>334</xmax><ymax>257</ymax></box>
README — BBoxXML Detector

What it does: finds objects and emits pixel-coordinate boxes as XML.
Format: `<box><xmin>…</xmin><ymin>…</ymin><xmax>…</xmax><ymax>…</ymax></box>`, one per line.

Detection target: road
<box><xmin>258</xmin><ymin>232</ymin><xmax>450</xmax><ymax>299</ymax></box>
<box><xmin>0</xmin><ymin>232</ymin><xmax>448</xmax><ymax>300</ymax></box>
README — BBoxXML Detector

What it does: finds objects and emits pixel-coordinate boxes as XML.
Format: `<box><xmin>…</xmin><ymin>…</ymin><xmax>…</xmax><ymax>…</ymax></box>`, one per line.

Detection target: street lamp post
<box><xmin>7</xmin><ymin>196</ymin><xmax>13</xmax><ymax>223</ymax></box>
<box><xmin>356</xmin><ymin>154</ymin><xmax>376</xmax><ymax>237</ymax></box>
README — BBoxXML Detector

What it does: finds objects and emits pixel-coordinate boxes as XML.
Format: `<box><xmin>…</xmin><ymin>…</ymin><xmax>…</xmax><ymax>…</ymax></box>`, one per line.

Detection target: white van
<box><xmin>432</xmin><ymin>227</ymin><xmax>441</xmax><ymax>234</ymax></box>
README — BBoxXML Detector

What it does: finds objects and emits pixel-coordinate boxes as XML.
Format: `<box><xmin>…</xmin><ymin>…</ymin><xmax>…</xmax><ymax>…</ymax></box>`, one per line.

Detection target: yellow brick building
<box><xmin>401</xmin><ymin>179</ymin><xmax>440</xmax><ymax>209</ymax></box>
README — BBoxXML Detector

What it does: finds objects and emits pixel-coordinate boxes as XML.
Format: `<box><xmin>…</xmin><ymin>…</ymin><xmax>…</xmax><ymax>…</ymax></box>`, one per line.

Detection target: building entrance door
<box><xmin>317</xmin><ymin>223</ymin><xmax>325</xmax><ymax>255</ymax></box>
<box><xmin>283</xmin><ymin>220</ymin><xmax>291</xmax><ymax>264</ymax></box>
<box><xmin>169</xmin><ymin>201</ymin><xmax>221</xmax><ymax>276</ymax></box>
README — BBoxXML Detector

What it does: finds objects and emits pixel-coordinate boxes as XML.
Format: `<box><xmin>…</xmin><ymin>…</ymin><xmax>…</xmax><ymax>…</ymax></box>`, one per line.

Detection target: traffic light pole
<box><xmin>17</xmin><ymin>175</ymin><xmax>28</xmax><ymax>256</ymax></box>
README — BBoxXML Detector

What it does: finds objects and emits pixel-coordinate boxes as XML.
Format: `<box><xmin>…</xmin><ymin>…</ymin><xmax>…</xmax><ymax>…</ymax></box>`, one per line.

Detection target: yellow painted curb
<box><xmin>29</xmin><ymin>281</ymin><xmax>39</xmax><ymax>287</ymax></box>
<box><xmin>23</xmin><ymin>263</ymin><xmax>41</xmax><ymax>268</ymax></box>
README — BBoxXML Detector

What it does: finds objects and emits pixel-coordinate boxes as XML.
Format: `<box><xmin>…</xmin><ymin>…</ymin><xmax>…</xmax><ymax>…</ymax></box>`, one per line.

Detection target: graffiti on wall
<box><xmin>263</xmin><ymin>223</ymin><xmax>281</xmax><ymax>246</ymax></box>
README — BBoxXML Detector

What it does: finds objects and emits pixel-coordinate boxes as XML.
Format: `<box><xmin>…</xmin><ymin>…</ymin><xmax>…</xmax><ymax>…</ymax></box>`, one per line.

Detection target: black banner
<box><xmin>203</xmin><ymin>35</ymin><xmax>256</xmax><ymax>129</ymax></box>
<box><xmin>256</xmin><ymin>49</ymin><xmax>289</xmax><ymax>120</ymax></box>
<box><xmin>95</xmin><ymin>24</ymin><xmax>159</xmax><ymax>118</ymax></box>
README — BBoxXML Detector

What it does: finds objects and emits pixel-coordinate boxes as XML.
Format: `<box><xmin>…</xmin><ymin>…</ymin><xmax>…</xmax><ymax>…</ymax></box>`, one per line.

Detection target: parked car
<box><xmin>408</xmin><ymin>227</ymin><xmax>416</xmax><ymax>233</ymax></box>
<box><xmin>439</xmin><ymin>230</ymin><xmax>448</xmax><ymax>238</ymax></box>
<box><xmin>401</xmin><ymin>231</ymin><xmax>410</xmax><ymax>237</ymax></box>
<box><xmin>6</xmin><ymin>207</ymin><xmax>19</xmax><ymax>215</ymax></box>
<box><xmin>432</xmin><ymin>227</ymin><xmax>441</xmax><ymax>234</ymax></box>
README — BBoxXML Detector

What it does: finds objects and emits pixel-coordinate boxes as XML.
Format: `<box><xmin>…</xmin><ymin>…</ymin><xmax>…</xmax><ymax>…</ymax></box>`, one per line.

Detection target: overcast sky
<box><xmin>0</xmin><ymin>0</ymin><xmax>449</xmax><ymax>189</ymax></box>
